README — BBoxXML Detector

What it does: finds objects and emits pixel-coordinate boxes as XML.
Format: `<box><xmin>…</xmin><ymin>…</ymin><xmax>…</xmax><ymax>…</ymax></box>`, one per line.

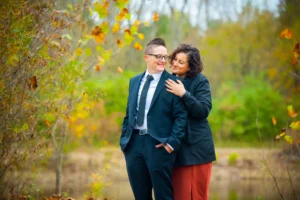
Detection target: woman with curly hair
<box><xmin>165</xmin><ymin>44</ymin><xmax>216</xmax><ymax>200</ymax></box>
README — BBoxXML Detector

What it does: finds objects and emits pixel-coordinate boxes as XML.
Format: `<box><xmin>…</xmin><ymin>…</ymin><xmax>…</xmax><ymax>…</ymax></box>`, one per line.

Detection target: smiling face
<box><xmin>144</xmin><ymin>46</ymin><xmax>168</xmax><ymax>74</ymax></box>
<box><xmin>171</xmin><ymin>52</ymin><xmax>190</xmax><ymax>78</ymax></box>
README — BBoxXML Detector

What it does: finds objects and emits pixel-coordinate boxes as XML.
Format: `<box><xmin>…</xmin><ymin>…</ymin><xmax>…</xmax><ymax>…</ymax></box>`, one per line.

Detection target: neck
<box><xmin>177</xmin><ymin>74</ymin><xmax>186</xmax><ymax>78</ymax></box>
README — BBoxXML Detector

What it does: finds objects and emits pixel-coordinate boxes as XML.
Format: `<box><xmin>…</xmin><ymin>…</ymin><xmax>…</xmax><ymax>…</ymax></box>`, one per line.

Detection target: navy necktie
<box><xmin>137</xmin><ymin>75</ymin><xmax>154</xmax><ymax>126</ymax></box>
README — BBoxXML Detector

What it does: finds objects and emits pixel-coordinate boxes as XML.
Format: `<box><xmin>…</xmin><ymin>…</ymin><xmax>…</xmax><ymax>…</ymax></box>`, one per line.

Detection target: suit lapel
<box><xmin>149</xmin><ymin>70</ymin><xmax>168</xmax><ymax>110</ymax></box>
<box><xmin>130</xmin><ymin>72</ymin><xmax>144</xmax><ymax>114</ymax></box>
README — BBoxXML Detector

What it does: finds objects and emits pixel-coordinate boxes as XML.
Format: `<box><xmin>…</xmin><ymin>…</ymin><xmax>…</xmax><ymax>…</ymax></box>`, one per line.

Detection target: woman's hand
<box><xmin>165</xmin><ymin>79</ymin><xmax>186</xmax><ymax>97</ymax></box>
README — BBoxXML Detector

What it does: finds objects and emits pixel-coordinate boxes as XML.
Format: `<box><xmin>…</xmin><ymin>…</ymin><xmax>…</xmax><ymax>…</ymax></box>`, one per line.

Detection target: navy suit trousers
<box><xmin>124</xmin><ymin>133</ymin><xmax>177</xmax><ymax>200</ymax></box>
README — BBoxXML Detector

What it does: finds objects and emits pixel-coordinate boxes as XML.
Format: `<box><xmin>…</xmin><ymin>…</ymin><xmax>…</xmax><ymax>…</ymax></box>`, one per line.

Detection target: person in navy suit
<box><xmin>166</xmin><ymin>44</ymin><xmax>216</xmax><ymax>200</ymax></box>
<box><xmin>120</xmin><ymin>38</ymin><xmax>188</xmax><ymax>200</ymax></box>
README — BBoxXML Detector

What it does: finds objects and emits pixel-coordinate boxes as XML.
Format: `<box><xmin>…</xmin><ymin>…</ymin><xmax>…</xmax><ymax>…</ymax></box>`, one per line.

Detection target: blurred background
<box><xmin>1</xmin><ymin>0</ymin><xmax>299</xmax><ymax>199</ymax></box>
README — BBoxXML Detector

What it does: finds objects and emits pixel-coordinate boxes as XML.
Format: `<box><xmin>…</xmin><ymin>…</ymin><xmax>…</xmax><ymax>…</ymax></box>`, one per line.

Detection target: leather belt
<box><xmin>133</xmin><ymin>129</ymin><xmax>148</xmax><ymax>135</ymax></box>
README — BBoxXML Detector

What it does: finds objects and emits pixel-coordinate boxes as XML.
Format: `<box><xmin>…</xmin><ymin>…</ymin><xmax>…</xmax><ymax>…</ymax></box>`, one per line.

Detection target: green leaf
<box><xmin>85</xmin><ymin>48</ymin><xmax>93</xmax><ymax>57</ymax></box>
<box><xmin>67</xmin><ymin>4</ymin><xmax>73</xmax><ymax>11</ymax></box>
<box><xmin>44</xmin><ymin>113</ymin><xmax>56</xmax><ymax>122</ymax></box>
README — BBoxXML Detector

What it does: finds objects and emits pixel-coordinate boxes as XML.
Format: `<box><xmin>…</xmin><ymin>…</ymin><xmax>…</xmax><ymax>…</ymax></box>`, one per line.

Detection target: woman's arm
<box><xmin>165</xmin><ymin>77</ymin><xmax>212</xmax><ymax>120</ymax></box>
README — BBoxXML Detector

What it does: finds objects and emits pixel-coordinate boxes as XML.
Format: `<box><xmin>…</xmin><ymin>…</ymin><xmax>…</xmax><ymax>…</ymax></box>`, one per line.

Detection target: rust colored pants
<box><xmin>172</xmin><ymin>162</ymin><xmax>212</xmax><ymax>200</ymax></box>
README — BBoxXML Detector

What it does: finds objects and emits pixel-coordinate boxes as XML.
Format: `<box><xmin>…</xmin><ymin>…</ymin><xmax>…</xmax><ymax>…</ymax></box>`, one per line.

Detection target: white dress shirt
<box><xmin>135</xmin><ymin>70</ymin><xmax>162</xmax><ymax>130</ymax></box>
<box><xmin>134</xmin><ymin>70</ymin><xmax>174</xmax><ymax>150</ymax></box>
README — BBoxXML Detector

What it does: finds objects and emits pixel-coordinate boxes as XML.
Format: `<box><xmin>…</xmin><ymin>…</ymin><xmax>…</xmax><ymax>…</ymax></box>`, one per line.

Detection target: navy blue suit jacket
<box><xmin>120</xmin><ymin>70</ymin><xmax>188</xmax><ymax>151</ymax></box>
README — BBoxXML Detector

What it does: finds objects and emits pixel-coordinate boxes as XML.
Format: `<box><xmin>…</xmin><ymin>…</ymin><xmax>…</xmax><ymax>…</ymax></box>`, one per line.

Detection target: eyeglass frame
<box><xmin>147</xmin><ymin>54</ymin><xmax>169</xmax><ymax>60</ymax></box>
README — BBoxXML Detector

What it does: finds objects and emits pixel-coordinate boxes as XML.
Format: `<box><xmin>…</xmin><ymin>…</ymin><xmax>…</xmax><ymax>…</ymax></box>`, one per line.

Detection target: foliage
<box><xmin>209</xmin><ymin>73</ymin><xmax>286</xmax><ymax>141</ymax></box>
<box><xmin>228</xmin><ymin>153</ymin><xmax>238</xmax><ymax>166</ymax></box>
<box><xmin>0</xmin><ymin>0</ymin><xmax>150</xmax><ymax>197</ymax></box>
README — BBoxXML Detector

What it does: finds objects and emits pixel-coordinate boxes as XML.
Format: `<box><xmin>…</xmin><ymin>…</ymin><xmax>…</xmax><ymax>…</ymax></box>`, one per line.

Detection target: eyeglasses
<box><xmin>147</xmin><ymin>54</ymin><xmax>169</xmax><ymax>60</ymax></box>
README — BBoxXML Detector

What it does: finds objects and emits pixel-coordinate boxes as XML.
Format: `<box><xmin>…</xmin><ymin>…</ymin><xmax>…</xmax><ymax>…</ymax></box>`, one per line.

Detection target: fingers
<box><xmin>176</xmin><ymin>79</ymin><xmax>183</xmax><ymax>85</ymax></box>
<box><xmin>155</xmin><ymin>143</ymin><xmax>164</xmax><ymax>148</ymax></box>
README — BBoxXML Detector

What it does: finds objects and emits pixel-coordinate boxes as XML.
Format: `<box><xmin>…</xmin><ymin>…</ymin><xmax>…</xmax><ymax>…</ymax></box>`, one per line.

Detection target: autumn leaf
<box><xmin>116</xmin><ymin>39</ymin><xmax>123</xmax><ymax>48</ymax></box>
<box><xmin>279</xmin><ymin>28</ymin><xmax>292</xmax><ymax>39</ymax></box>
<box><xmin>92</xmin><ymin>26</ymin><xmax>105</xmax><ymax>43</ymax></box>
<box><xmin>137</xmin><ymin>33</ymin><xmax>144</xmax><ymax>40</ymax></box>
<box><xmin>28</xmin><ymin>76</ymin><xmax>38</xmax><ymax>90</ymax></box>
<box><xmin>134</xmin><ymin>42</ymin><xmax>142</xmax><ymax>50</ymax></box>
<box><xmin>287</xmin><ymin>105</ymin><xmax>298</xmax><ymax>118</ymax></box>
<box><xmin>290</xmin><ymin>121</ymin><xmax>300</xmax><ymax>130</ymax></box>
<box><xmin>95</xmin><ymin>64</ymin><xmax>101</xmax><ymax>72</ymax></box>
<box><xmin>153</xmin><ymin>13</ymin><xmax>159</xmax><ymax>22</ymax></box>
<box><xmin>117</xmin><ymin>66</ymin><xmax>123</xmax><ymax>73</ymax></box>
<box><xmin>134</xmin><ymin>20</ymin><xmax>140</xmax><ymax>26</ymax></box>
<box><xmin>97</xmin><ymin>56</ymin><xmax>105</xmax><ymax>65</ymax></box>
<box><xmin>94</xmin><ymin>2</ymin><xmax>108</xmax><ymax>18</ymax></box>
<box><xmin>75</xmin><ymin>47</ymin><xmax>83</xmax><ymax>56</ymax></box>
<box><xmin>297</xmin><ymin>139</ymin><xmax>300</xmax><ymax>144</ymax></box>
<box><xmin>284</xmin><ymin>135</ymin><xmax>293</xmax><ymax>144</ymax></box>
<box><xmin>44</xmin><ymin>120</ymin><xmax>51</xmax><ymax>127</ymax></box>
<box><xmin>85</xmin><ymin>47</ymin><xmax>92</xmax><ymax>57</ymax></box>
<box><xmin>143</xmin><ymin>21</ymin><xmax>149</xmax><ymax>26</ymax></box>
<box><xmin>272</xmin><ymin>117</ymin><xmax>277</xmax><ymax>126</ymax></box>
<box><xmin>112</xmin><ymin>23</ymin><xmax>120</xmax><ymax>33</ymax></box>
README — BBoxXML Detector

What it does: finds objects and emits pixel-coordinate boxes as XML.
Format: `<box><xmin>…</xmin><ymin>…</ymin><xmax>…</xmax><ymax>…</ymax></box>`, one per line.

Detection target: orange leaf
<box><xmin>133</xmin><ymin>42</ymin><xmax>142</xmax><ymax>50</ymax></box>
<box><xmin>116</xmin><ymin>39</ymin><xmax>123</xmax><ymax>48</ymax></box>
<box><xmin>44</xmin><ymin>120</ymin><xmax>51</xmax><ymax>127</ymax></box>
<box><xmin>153</xmin><ymin>13</ymin><xmax>159</xmax><ymax>22</ymax></box>
<box><xmin>117</xmin><ymin>66</ymin><xmax>123</xmax><ymax>73</ymax></box>
<box><xmin>272</xmin><ymin>117</ymin><xmax>277</xmax><ymax>126</ymax></box>
<box><xmin>95</xmin><ymin>64</ymin><xmax>101</xmax><ymax>72</ymax></box>
<box><xmin>287</xmin><ymin>105</ymin><xmax>298</xmax><ymax>118</ymax></box>
<box><xmin>92</xmin><ymin>26</ymin><xmax>105</xmax><ymax>43</ymax></box>
<box><xmin>279</xmin><ymin>28</ymin><xmax>292</xmax><ymax>39</ymax></box>
<box><xmin>290</xmin><ymin>121</ymin><xmax>300</xmax><ymax>130</ymax></box>
<box><xmin>28</xmin><ymin>76</ymin><xmax>38</xmax><ymax>90</ymax></box>
<box><xmin>297</xmin><ymin>139</ymin><xmax>300</xmax><ymax>144</ymax></box>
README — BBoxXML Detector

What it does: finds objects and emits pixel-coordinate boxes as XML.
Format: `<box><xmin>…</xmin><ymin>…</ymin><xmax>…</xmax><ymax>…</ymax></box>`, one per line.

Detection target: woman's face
<box><xmin>171</xmin><ymin>52</ymin><xmax>190</xmax><ymax>78</ymax></box>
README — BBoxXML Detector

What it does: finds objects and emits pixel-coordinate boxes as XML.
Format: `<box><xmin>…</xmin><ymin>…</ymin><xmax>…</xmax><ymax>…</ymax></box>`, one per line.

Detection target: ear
<box><xmin>144</xmin><ymin>54</ymin><xmax>148</xmax><ymax>61</ymax></box>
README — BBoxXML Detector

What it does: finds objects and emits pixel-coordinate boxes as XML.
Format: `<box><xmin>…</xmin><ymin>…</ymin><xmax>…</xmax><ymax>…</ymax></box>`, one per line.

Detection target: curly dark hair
<box><xmin>145</xmin><ymin>38</ymin><xmax>166</xmax><ymax>54</ymax></box>
<box><xmin>169</xmin><ymin>43</ymin><xmax>203</xmax><ymax>78</ymax></box>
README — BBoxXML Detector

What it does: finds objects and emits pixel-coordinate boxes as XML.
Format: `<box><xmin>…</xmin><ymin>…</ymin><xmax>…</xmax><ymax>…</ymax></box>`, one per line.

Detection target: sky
<box><xmin>128</xmin><ymin>0</ymin><xmax>280</xmax><ymax>29</ymax></box>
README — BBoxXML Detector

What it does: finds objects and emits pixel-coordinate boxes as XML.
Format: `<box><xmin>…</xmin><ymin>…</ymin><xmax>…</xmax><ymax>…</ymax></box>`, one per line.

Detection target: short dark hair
<box><xmin>169</xmin><ymin>43</ymin><xmax>203</xmax><ymax>78</ymax></box>
<box><xmin>145</xmin><ymin>38</ymin><xmax>166</xmax><ymax>54</ymax></box>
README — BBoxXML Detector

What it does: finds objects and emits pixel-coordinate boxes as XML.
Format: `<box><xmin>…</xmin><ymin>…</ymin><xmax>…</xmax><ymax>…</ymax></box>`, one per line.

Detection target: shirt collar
<box><xmin>145</xmin><ymin>70</ymin><xmax>163</xmax><ymax>81</ymax></box>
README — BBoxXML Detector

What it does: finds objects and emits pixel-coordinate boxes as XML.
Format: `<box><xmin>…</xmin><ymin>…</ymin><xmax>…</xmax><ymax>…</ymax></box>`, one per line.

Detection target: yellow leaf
<box><xmin>280</xmin><ymin>131</ymin><xmax>286</xmax><ymax>137</ymax></box>
<box><xmin>75</xmin><ymin>48</ymin><xmax>83</xmax><ymax>56</ymax></box>
<box><xmin>112</xmin><ymin>23</ymin><xmax>120</xmax><ymax>33</ymax></box>
<box><xmin>284</xmin><ymin>135</ymin><xmax>293</xmax><ymax>144</ymax></box>
<box><xmin>272</xmin><ymin>117</ymin><xmax>277</xmax><ymax>126</ymax></box>
<box><xmin>143</xmin><ymin>21</ymin><xmax>149</xmax><ymax>26</ymax></box>
<box><xmin>287</xmin><ymin>105</ymin><xmax>298</xmax><ymax>118</ymax></box>
<box><xmin>134</xmin><ymin>42</ymin><xmax>143</xmax><ymax>50</ymax></box>
<box><xmin>137</xmin><ymin>33</ymin><xmax>144</xmax><ymax>40</ymax></box>
<box><xmin>117</xmin><ymin>66</ymin><xmax>123</xmax><ymax>73</ymax></box>
<box><xmin>116</xmin><ymin>39</ymin><xmax>123</xmax><ymax>48</ymax></box>
<box><xmin>134</xmin><ymin>20</ymin><xmax>140</xmax><ymax>26</ymax></box>
<box><xmin>97</xmin><ymin>56</ymin><xmax>105</xmax><ymax>65</ymax></box>
<box><xmin>290</xmin><ymin>121</ymin><xmax>300</xmax><ymax>130</ymax></box>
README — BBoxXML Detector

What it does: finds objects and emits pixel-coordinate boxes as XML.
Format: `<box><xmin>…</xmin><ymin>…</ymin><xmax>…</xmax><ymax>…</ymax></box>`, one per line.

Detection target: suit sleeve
<box><xmin>166</xmin><ymin>94</ymin><xmax>188</xmax><ymax>150</ymax></box>
<box><xmin>121</xmin><ymin>78</ymin><xmax>131</xmax><ymax>138</ymax></box>
<box><xmin>181</xmin><ymin>77</ymin><xmax>212</xmax><ymax>120</ymax></box>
